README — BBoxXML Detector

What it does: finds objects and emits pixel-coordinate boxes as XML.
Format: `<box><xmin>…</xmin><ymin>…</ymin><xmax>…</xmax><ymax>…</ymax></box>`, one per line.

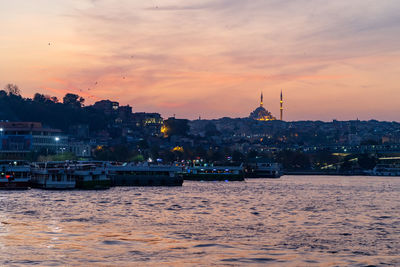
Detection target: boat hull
<box><xmin>39</xmin><ymin>182</ymin><xmax>76</xmax><ymax>190</ymax></box>
<box><xmin>183</xmin><ymin>173</ymin><xmax>244</xmax><ymax>181</ymax></box>
<box><xmin>0</xmin><ymin>181</ymin><xmax>30</xmax><ymax>190</ymax></box>
<box><xmin>110</xmin><ymin>174</ymin><xmax>183</xmax><ymax>186</ymax></box>
<box><xmin>75</xmin><ymin>179</ymin><xmax>111</xmax><ymax>190</ymax></box>
<box><xmin>245</xmin><ymin>172</ymin><xmax>281</xmax><ymax>179</ymax></box>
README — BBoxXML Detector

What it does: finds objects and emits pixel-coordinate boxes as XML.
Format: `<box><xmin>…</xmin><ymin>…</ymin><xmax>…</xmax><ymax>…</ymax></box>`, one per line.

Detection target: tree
<box><xmin>130</xmin><ymin>154</ymin><xmax>145</xmax><ymax>163</ymax></box>
<box><xmin>4</xmin><ymin>84</ymin><xmax>20</xmax><ymax>96</ymax></box>
<box><xmin>33</xmin><ymin>93</ymin><xmax>47</xmax><ymax>103</ymax></box>
<box><xmin>63</xmin><ymin>93</ymin><xmax>85</xmax><ymax>107</ymax></box>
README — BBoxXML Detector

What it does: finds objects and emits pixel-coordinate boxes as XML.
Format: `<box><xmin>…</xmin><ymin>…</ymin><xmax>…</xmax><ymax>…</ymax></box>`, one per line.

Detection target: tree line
<box><xmin>0</xmin><ymin>84</ymin><xmax>111</xmax><ymax>132</ymax></box>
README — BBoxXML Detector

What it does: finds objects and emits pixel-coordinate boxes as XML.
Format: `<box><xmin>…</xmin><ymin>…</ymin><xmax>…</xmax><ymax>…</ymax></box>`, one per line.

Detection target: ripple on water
<box><xmin>102</xmin><ymin>240</ymin><xmax>128</xmax><ymax>245</ymax></box>
<box><xmin>220</xmin><ymin>257</ymin><xmax>278</xmax><ymax>263</ymax></box>
<box><xmin>193</xmin><ymin>243</ymin><xmax>234</xmax><ymax>249</ymax></box>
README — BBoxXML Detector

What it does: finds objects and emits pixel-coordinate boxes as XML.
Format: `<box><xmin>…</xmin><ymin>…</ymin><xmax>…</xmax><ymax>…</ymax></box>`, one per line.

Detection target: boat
<box><xmin>244</xmin><ymin>161</ymin><xmax>282</xmax><ymax>178</ymax></box>
<box><xmin>0</xmin><ymin>160</ymin><xmax>30</xmax><ymax>190</ymax></box>
<box><xmin>30</xmin><ymin>161</ymin><xmax>75</xmax><ymax>189</ymax></box>
<box><xmin>67</xmin><ymin>162</ymin><xmax>110</xmax><ymax>190</ymax></box>
<box><xmin>183</xmin><ymin>164</ymin><xmax>244</xmax><ymax>181</ymax></box>
<box><xmin>370</xmin><ymin>164</ymin><xmax>400</xmax><ymax>176</ymax></box>
<box><xmin>107</xmin><ymin>162</ymin><xmax>183</xmax><ymax>186</ymax></box>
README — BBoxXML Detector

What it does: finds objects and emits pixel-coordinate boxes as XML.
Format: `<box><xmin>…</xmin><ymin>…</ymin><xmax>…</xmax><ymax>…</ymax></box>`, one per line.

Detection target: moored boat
<box><xmin>67</xmin><ymin>162</ymin><xmax>110</xmax><ymax>190</ymax></box>
<box><xmin>183</xmin><ymin>164</ymin><xmax>244</xmax><ymax>181</ymax></box>
<box><xmin>30</xmin><ymin>162</ymin><xmax>75</xmax><ymax>189</ymax></box>
<box><xmin>107</xmin><ymin>162</ymin><xmax>183</xmax><ymax>186</ymax></box>
<box><xmin>0</xmin><ymin>160</ymin><xmax>30</xmax><ymax>190</ymax></box>
<box><xmin>244</xmin><ymin>161</ymin><xmax>282</xmax><ymax>178</ymax></box>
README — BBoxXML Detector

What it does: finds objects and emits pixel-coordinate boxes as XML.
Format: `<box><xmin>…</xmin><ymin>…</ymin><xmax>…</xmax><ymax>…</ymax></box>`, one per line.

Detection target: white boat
<box><xmin>31</xmin><ymin>162</ymin><xmax>75</xmax><ymax>189</ymax></box>
<box><xmin>0</xmin><ymin>160</ymin><xmax>30</xmax><ymax>190</ymax></box>
<box><xmin>245</xmin><ymin>162</ymin><xmax>282</xmax><ymax>178</ymax></box>
<box><xmin>183</xmin><ymin>164</ymin><xmax>244</xmax><ymax>181</ymax></box>
<box><xmin>107</xmin><ymin>162</ymin><xmax>183</xmax><ymax>186</ymax></box>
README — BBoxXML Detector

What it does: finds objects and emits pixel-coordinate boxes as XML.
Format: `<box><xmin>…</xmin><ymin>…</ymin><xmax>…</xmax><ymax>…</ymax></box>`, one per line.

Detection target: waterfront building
<box><xmin>68</xmin><ymin>141</ymin><xmax>91</xmax><ymax>157</ymax></box>
<box><xmin>249</xmin><ymin>92</ymin><xmax>276</xmax><ymax>121</ymax></box>
<box><xmin>0</xmin><ymin>122</ymin><xmax>68</xmax><ymax>158</ymax></box>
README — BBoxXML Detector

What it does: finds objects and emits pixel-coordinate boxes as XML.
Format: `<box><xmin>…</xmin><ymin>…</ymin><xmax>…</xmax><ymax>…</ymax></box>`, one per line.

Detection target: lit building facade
<box><xmin>131</xmin><ymin>113</ymin><xmax>163</xmax><ymax>136</ymax></box>
<box><xmin>0</xmin><ymin>122</ymin><xmax>68</xmax><ymax>158</ymax></box>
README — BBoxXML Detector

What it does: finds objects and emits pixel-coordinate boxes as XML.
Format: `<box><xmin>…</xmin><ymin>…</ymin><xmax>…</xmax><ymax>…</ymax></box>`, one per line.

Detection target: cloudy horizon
<box><xmin>1</xmin><ymin>0</ymin><xmax>399</xmax><ymax>121</ymax></box>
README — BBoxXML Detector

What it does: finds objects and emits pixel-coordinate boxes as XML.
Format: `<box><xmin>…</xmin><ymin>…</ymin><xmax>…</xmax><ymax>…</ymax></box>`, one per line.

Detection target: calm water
<box><xmin>0</xmin><ymin>176</ymin><xmax>399</xmax><ymax>266</ymax></box>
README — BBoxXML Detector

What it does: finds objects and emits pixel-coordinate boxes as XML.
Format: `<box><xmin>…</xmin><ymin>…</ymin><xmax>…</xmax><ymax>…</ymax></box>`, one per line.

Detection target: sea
<box><xmin>0</xmin><ymin>176</ymin><xmax>399</xmax><ymax>266</ymax></box>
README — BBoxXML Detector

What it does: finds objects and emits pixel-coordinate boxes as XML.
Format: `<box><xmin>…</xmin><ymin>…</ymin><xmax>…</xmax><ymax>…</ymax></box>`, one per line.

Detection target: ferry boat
<box><xmin>0</xmin><ymin>160</ymin><xmax>30</xmax><ymax>190</ymax></box>
<box><xmin>67</xmin><ymin>162</ymin><xmax>110</xmax><ymax>190</ymax></box>
<box><xmin>370</xmin><ymin>164</ymin><xmax>400</xmax><ymax>176</ymax></box>
<box><xmin>244</xmin><ymin>161</ymin><xmax>282</xmax><ymax>178</ymax></box>
<box><xmin>107</xmin><ymin>162</ymin><xmax>183</xmax><ymax>186</ymax></box>
<box><xmin>30</xmin><ymin>162</ymin><xmax>75</xmax><ymax>189</ymax></box>
<box><xmin>183</xmin><ymin>164</ymin><xmax>244</xmax><ymax>181</ymax></box>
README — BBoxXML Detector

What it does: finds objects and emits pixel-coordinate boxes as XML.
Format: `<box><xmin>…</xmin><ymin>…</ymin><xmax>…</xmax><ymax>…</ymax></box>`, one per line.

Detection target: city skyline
<box><xmin>1</xmin><ymin>0</ymin><xmax>400</xmax><ymax>121</ymax></box>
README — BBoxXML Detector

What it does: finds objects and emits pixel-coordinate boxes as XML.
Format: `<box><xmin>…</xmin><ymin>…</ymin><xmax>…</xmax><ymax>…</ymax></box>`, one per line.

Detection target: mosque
<box><xmin>249</xmin><ymin>91</ymin><xmax>283</xmax><ymax>121</ymax></box>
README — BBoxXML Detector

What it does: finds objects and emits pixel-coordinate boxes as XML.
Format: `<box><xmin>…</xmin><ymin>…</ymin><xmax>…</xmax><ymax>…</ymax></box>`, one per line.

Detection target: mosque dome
<box><xmin>249</xmin><ymin>92</ymin><xmax>276</xmax><ymax>121</ymax></box>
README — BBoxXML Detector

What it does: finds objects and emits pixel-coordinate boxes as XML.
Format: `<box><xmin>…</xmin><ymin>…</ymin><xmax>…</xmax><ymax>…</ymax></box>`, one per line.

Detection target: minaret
<box><xmin>260</xmin><ymin>92</ymin><xmax>263</xmax><ymax>107</ymax></box>
<box><xmin>280</xmin><ymin>89</ymin><xmax>283</xmax><ymax>121</ymax></box>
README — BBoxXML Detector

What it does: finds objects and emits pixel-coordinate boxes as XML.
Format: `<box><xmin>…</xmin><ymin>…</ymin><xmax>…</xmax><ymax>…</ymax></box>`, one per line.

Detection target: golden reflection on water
<box><xmin>0</xmin><ymin>176</ymin><xmax>399</xmax><ymax>266</ymax></box>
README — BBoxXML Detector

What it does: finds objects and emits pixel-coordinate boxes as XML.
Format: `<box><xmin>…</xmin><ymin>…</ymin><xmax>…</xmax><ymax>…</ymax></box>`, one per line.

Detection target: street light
<box><xmin>55</xmin><ymin>137</ymin><xmax>60</xmax><ymax>154</ymax></box>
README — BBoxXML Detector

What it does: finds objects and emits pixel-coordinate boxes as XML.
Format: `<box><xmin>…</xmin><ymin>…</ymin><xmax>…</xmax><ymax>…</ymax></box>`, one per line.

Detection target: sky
<box><xmin>1</xmin><ymin>0</ymin><xmax>400</xmax><ymax>121</ymax></box>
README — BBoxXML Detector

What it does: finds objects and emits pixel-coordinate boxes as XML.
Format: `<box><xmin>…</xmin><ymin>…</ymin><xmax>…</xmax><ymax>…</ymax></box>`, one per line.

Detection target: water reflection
<box><xmin>1</xmin><ymin>176</ymin><xmax>399</xmax><ymax>266</ymax></box>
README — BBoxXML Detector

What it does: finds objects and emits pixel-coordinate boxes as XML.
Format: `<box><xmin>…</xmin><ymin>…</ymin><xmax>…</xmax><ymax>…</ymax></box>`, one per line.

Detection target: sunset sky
<box><xmin>1</xmin><ymin>0</ymin><xmax>399</xmax><ymax>121</ymax></box>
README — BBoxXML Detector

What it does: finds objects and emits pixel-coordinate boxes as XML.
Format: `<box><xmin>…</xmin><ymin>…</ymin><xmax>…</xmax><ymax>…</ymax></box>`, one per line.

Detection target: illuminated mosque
<box><xmin>249</xmin><ymin>91</ymin><xmax>283</xmax><ymax>121</ymax></box>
